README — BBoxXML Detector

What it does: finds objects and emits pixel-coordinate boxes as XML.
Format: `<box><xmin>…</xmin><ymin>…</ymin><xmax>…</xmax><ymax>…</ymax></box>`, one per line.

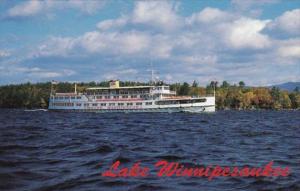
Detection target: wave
<box><xmin>24</xmin><ymin>109</ymin><xmax>48</xmax><ymax>112</ymax></box>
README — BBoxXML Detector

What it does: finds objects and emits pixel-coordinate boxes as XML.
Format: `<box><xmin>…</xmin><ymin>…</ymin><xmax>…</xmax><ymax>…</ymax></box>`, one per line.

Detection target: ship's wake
<box><xmin>24</xmin><ymin>109</ymin><xmax>48</xmax><ymax>112</ymax></box>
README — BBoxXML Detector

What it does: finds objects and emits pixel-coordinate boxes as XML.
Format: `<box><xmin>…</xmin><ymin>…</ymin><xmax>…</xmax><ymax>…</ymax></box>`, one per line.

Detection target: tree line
<box><xmin>0</xmin><ymin>81</ymin><xmax>299</xmax><ymax>109</ymax></box>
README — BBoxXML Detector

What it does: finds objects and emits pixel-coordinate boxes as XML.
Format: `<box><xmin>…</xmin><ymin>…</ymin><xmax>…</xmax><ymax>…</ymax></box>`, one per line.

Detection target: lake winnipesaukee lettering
<box><xmin>101</xmin><ymin>160</ymin><xmax>290</xmax><ymax>180</ymax></box>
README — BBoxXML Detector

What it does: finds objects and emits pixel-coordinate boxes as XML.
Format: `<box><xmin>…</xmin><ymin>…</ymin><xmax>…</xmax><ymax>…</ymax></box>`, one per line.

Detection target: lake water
<box><xmin>0</xmin><ymin>109</ymin><xmax>299</xmax><ymax>190</ymax></box>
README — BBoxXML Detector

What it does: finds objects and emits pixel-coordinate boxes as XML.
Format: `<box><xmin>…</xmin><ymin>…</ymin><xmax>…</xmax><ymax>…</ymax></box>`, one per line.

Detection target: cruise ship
<box><xmin>48</xmin><ymin>80</ymin><xmax>215</xmax><ymax>113</ymax></box>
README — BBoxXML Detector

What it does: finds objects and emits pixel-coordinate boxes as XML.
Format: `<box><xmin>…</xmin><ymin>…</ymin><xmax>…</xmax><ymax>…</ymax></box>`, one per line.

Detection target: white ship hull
<box><xmin>49</xmin><ymin>97</ymin><xmax>215</xmax><ymax>113</ymax></box>
<box><xmin>48</xmin><ymin>107</ymin><xmax>215</xmax><ymax>113</ymax></box>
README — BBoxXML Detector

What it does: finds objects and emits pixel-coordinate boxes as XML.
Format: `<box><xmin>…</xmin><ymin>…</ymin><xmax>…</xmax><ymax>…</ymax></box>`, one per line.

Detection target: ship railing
<box><xmin>84</xmin><ymin>92</ymin><xmax>152</xmax><ymax>96</ymax></box>
<box><xmin>190</xmin><ymin>94</ymin><xmax>215</xmax><ymax>98</ymax></box>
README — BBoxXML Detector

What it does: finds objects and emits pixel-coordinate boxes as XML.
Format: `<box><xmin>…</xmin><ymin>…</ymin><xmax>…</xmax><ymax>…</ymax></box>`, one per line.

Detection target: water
<box><xmin>0</xmin><ymin>109</ymin><xmax>299</xmax><ymax>191</ymax></box>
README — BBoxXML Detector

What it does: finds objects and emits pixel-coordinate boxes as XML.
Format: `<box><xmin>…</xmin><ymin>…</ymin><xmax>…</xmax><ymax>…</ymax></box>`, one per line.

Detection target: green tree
<box><xmin>178</xmin><ymin>82</ymin><xmax>190</xmax><ymax>95</ymax></box>
<box><xmin>225</xmin><ymin>87</ymin><xmax>241</xmax><ymax>109</ymax></box>
<box><xmin>252</xmin><ymin>88</ymin><xmax>273</xmax><ymax>109</ymax></box>
<box><xmin>279</xmin><ymin>91</ymin><xmax>291</xmax><ymax>109</ymax></box>
<box><xmin>239</xmin><ymin>81</ymin><xmax>245</xmax><ymax>88</ymax></box>
<box><xmin>270</xmin><ymin>87</ymin><xmax>281</xmax><ymax>109</ymax></box>
<box><xmin>289</xmin><ymin>92</ymin><xmax>300</xmax><ymax>109</ymax></box>
<box><xmin>240</xmin><ymin>91</ymin><xmax>255</xmax><ymax>109</ymax></box>
<box><xmin>0</xmin><ymin>80</ymin><xmax>299</xmax><ymax>110</ymax></box>
<box><xmin>192</xmin><ymin>80</ymin><xmax>198</xmax><ymax>87</ymax></box>
<box><xmin>221</xmin><ymin>81</ymin><xmax>230</xmax><ymax>88</ymax></box>
<box><xmin>216</xmin><ymin>89</ymin><xmax>226</xmax><ymax>109</ymax></box>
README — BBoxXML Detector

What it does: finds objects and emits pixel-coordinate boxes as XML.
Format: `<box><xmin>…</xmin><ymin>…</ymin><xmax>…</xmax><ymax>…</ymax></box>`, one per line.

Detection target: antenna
<box><xmin>151</xmin><ymin>61</ymin><xmax>154</xmax><ymax>85</ymax></box>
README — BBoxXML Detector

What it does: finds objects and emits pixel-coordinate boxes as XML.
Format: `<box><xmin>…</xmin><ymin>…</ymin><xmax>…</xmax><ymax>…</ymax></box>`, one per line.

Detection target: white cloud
<box><xmin>268</xmin><ymin>9</ymin><xmax>300</xmax><ymax>35</ymax></box>
<box><xmin>119</xmin><ymin>32</ymin><xmax>150</xmax><ymax>54</ymax></box>
<box><xmin>31</xmin><ymin>3</ymin><xmax>282</xmax><ymax>61</ymax></box>
<box><xmin>0</xmin><ymin>50</ymin><xmax>10</xmax><ymax>58</ymax></box>
<box><xmin>35</xmin><ymin>30</ymin><xmax>151</xmax><ymax>57</ymax></box>
<box><xmin>179</xmin><ymin>55</ymin><xmax>218</xmax><ymax>65</ymax></box>
<box><xmin>278</xmin><ymin>46</ymin><xmax>300</xmax><ymax>58</ymax></box>
<box><xmin>165</xmin><ymin>74</ymin><xmax>173</xmax><ymax>81</ymax></box>
<box><xmin>230</xmin><ymin>0</ymin><xmax>280</xmax><ymax>18</ymax></box>
<box><xmin>131</xmin><ymin>1</ymin><xmax>181</xmax><ymax>31</ymax></box>
<box><xmin>97</xmin><ymin>16</ymin><xmax>128</xmax><ymax>30</ymax></box>
<box><xmin>1</xmin><ymin>66</ymin><xmax>76</xmax><ymax>79</ymax></box>
<box><xmin>33</xmin><ymin>6</ymin><xmax>276</xmax><ymax>64</ymax></box>
<box><xmin>148</xmin><ymin>35</ymin><xmax>173</xmax><ymax>58</ymax></box>
<box><xmin>221</xmin><ymin>18</ymin><xmax>271</xmax><ymax>49</ymax></box>
<box><xmin>78</xmin><ymin>31</ymin><xmax>151</xmax><ymax>55</ymax></box>
<box><xmin>186</xmin><ymin>7</ymin><xmax>232</xmax><ymax>24</ymax></box>
<box><xmin>102</xmin><ymin>69</ymin><xmax>138</xmax><ymax>80</ymax></box>
<box><xmin>5</xmin><ymin>2</ymin><xmax>299</xmax><ymax>85</ymax></box>
<box><xmin>231</xmin><ymin>0</ymin><xmax>279</xmax><ymax>11</ymax></box>
<box><xmin>6</xmin><ymin>0</ymin><xmax>106</xmax><ymax>18</ymax></box>
<box><xmin>277</xmin><ymin>39</ymin><xmax>300</xmax><ymax>58</ymax></box>
<box><xmin>7</xmin><ymin>1</ymin><xmax>43</xmax><ymax>17</ymax></box>
<box><xmin>118</xmin><ymin>69</ymin><xmax>138</xmax><ymax>75</ymax></box>
<box><xmin>96</xmin><ymin>1</ymin><xmax>182</xmax><ymax>31</ymax></box>
<box><xmin>185</xmin><ymin>8</ymin><xmax>272</xmax><ymax>50</ymax></box>
<box><xmin>34</xmin><ymin>37</ymin><xmax>76</xmax><ymax>57</ymax></box>
<box><xmin>32</xmin><ymin>71</ymin><xmax>61</xmax><ymax>78</ymax></box>
<box><xmin>77</xmin><ymin>31</ymin><xmax>107</xmax><ymax>53</ymax></box>
<box><xmin>62</xmin><ymin>0</ymin><xmax>106</xmax><ymax>14</ymax></box>
<box><xmin>26</xmin><ymin>68</ymin><xmax>76</xmax><ymax>78</ymax></box>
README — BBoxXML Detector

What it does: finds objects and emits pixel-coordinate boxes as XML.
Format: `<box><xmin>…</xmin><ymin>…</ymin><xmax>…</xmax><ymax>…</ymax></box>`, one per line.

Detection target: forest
<box><xmin>0</xmin><ymin>80</ymin><xmax>299</xmax><ymax>110</ymax></box>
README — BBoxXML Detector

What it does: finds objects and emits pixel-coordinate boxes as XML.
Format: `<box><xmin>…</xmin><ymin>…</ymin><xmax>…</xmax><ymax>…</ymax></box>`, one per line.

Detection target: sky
<box><xmin>0</xmin><ymin>0</ymin><xmax>299</xmax><ymax>86</ymax></box>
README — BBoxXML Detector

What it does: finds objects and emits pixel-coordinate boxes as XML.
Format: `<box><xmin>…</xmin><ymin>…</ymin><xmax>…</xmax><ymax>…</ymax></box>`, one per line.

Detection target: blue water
<box><xmin>0</xmin><ymin>109</ymin><xmax>299</xmax><ymax>190</ymax></box>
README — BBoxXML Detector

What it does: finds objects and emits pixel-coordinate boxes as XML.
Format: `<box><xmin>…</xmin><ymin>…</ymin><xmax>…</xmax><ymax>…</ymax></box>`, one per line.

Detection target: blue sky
<box><xmin>0</xmin><ymin>0</ymin><xmax>299</xmax><ymax>86</ymax></box>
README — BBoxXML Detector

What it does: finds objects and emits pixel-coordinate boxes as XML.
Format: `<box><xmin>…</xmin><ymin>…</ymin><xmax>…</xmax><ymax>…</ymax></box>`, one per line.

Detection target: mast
<box><xmin>151</xmin><ymin>69</ymin><xmax>154</xmax><ymax>85</ymax></box>
<box><xmin>74</xmin><ymin>83</ymin><xmax>77</xmax><ymax>94</ymax></box>
<box><xmin>151</xmin><ymin>61</ymin><xmax>154</xmax><ymax>85</ymax></box>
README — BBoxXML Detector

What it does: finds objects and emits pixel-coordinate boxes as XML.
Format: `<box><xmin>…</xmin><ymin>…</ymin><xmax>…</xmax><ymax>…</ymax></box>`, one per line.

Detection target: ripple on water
<box><xmin>0</xmin><ymin>109</ymin><xmax>299</xmax><ymax>190</ymax></box>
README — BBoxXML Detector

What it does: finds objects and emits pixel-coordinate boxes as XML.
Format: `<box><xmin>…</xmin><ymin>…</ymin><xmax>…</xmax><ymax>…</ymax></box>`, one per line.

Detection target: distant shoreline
<box><xmin>0</xmin><ymin>108</ymin><xmax>299</xmax><ymax>112</ymax></box>
<box><xmin>0</xmin><ymin>81</ymin><xmax>299</xmax><ymax>110</ymax></box>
